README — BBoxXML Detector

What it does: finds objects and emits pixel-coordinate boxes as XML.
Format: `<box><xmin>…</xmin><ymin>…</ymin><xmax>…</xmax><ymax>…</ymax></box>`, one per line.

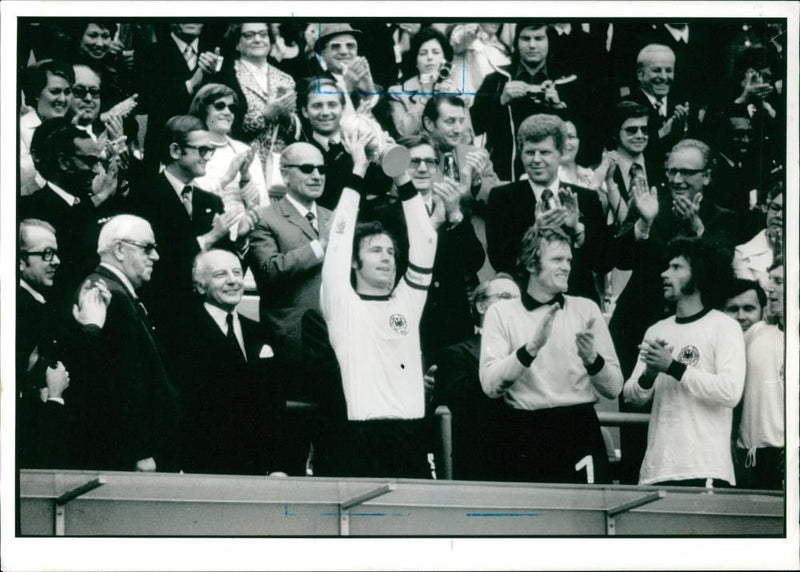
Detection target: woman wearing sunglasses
<box><xmin>214</xmin><ymin>22</ymin><xmax>300</xmax><ymax>188</ymax></box>
<box><xmin>189</xmin><ymin>83</ymin><xmax>269</xmax><ymax>224</ymax></box>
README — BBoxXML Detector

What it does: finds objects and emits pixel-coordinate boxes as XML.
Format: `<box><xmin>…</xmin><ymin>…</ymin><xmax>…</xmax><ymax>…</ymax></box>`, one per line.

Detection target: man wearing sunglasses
<box><xmin>131</xmin><ymin>115</ymin><xmax>248</xmax><ymax>346</ymax></box>
<box><xmin>61</xmin><ymin>214</ymin><xmax>180</xmax><ymax>472</ymax></box>
<box><xmin>20</xmin><ymin>121</ymin><xmax>123</xmax><ymax>312</ymax></box>
<box><xmin>247</xmin><ymin>141</ymin><xmax>334</xmax><ymax>475</ymax></box>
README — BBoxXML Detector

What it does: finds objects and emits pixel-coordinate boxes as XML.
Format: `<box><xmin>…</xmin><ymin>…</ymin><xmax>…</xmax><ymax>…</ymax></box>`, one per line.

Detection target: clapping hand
<box><xmin>525</xmin><ymin>303</ymin><xmax>559</xmax><ymax>356</ymax></box>
<box><xmin>342</xmin><ymin>126</ymin><xmax>374</xmax><ymax>175</ymax></box>
<box><xmin>633</xmin><ymin>183</ymin><xmax>659</xmax><ymax>223</ymax></box>
<box><xmin>432</xmin><ymin>177</ymin><xmax>463</xmax><ymax>226</ymax></box>
<box><xmin>575</xmin><ymin>317</ymin><xmax>597</xmax><ymax>366</ymax></box>
<box><xmin>343</xmin><ymin>57</ymin><xmax>375</xmax><ymax>92</ymax></box>
<box><xmin>461</xmin><ymin>148</ymin><xmax>489</xmax><ymax>190</ymax></box>
<box><xmin>100</xmin><ymin>94</ymin><xmax>138</xmax><ymax>122</ymax></box>
<box><xmin>639</xmin><ymin>338</ymin><xmax>674</xmax><ymax>376</ymax></box>
<box><xmin>558</xmin><ymin>188</ymin><xmax>580</xmax><ymax>230</ymax></box>
<box><xmin>671</xmin><ymin>192</ymin><xmax>704</xmax><ymax>233</ymax></box>
<box><xmin>73</xmin><ymin>278</ymin><xmax>112</xmax><ymax>328</ymax></box>
<box><xmin>45</xmin><ymin>361</ymin><xmax>70</xmax><ymax>401</ymax></box>
<box><xmin>264</xmin><ymin>89</ymin><xmax>297</xmax><ymax>120</ymax></box>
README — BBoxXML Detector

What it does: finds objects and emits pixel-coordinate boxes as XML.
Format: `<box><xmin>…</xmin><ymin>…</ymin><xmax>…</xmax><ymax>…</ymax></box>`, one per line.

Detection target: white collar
<box><xmin>554</xmin><ymin>23</ymin><xmax>572</xmax><ymax>36</ymax></box>
<box><xmin>641</xmin><ymin>89</ymin><xmax>667</xmax><ymax>107</ymax></box>
<box><xmin>171</xmin><ymin>33</ymin><xmax>199</xmax><ymax>54</ymax></box>
<box><xmin>284</xmin><ymin>192</ymin><xmax>317</xmax><ymax>219</ymax></box>
<box><xmin>312</xmin><ymin>131</ymin><xmax>342</xmax><ymax>152</ymax></box>
<box><xmin>20</xmin><ymin>279</ymin><xmax>46</xmax><ymax>304</ymax></box>
<box><xmin>163</xmin><ymin>168</ymin><xmax>194</xmax><ymax>199</ymax></box>
<box><xmin>75</xmin><ymin>123</ymin><xmax>98</xmax><ymax>142</ymax></box>
<box><xmin>100</xmin><ymin>262</ymin><xmax>138</xmax><ymax>299</ymax></box>
<box><xmin>204</xmin><ymin>302</ymin><xmax>240</xmax><ymax>332</ymax></box>
<box><xmin>664</xmin><ymin>24</ymin><xmax>689</xmax><ymax>43</ymax></box>
<box><xmin>616</xmin><ymin>152</ymin><xmax>645</xmax><ymax>174</ymax></box>
<box><xmin>48</xmin><ymin>181</ymin><xmax>80</xmax><ymax>206</ymax></box>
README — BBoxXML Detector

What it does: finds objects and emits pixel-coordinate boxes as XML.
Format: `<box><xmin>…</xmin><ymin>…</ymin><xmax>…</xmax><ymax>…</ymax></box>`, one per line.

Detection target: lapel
<box><xmin>93</xmin><ymin>265</ymin><xmax>159</xmax><ymax>339</ymax></box>
<box><xmin>279</xmin><ymin>196</ymin><xmax>317</xmax><ymax>240</ymax></box>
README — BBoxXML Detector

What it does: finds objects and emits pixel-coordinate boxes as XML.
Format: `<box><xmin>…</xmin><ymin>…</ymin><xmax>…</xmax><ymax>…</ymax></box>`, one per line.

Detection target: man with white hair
<box><xmin>177</xmin><ymin>249</ymin><xmax>285</xmax><ymax>476</ymax></box>
<box><xmin>61</xmin><ymin>214</ymin><xmax>180</xmax><ymax>472</ymax></box>
<box><xmin>628</xmin><ymin>43</ymin><xmax>697</xmax><ymax>163</ymax></box>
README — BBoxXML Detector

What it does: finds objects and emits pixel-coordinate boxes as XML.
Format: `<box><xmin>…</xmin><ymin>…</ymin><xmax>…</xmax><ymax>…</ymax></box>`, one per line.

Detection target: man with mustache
<box><xmin>178</xmin><ymin>249</ymin><xmax>285</xmax><ymax>476</ymax></box>
<box><xmin>61</xmin><ymin>215</ymin><xmax>180</xmax><ymax>472</ymax></box>
<box><xmin>623</xmin><ymin>237</ymin><xmax>745</xmax><ymax>487</ymax></box>
<box><xmin>480</xmin><ymin>226</ymin><xmax>622</xmax><ymax>484</ymax></box>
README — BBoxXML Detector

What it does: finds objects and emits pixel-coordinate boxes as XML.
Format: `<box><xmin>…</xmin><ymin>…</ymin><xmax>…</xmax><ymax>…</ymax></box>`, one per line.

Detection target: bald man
<box><xmin>247</xmin><ymin>142</ymin><xmax>334</xmax><ymax>475</ymax></box>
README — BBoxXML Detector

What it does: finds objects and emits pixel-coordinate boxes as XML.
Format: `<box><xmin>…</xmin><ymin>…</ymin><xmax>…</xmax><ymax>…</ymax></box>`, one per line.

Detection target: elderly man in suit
<box><xmin>178</xmin><ymin>249</ymin><xmax>285</xmax><ymax>476</ymax></box>
<box><xmin>61</xmin><ymin>214</ymin><xmax>180</xmax><ymax>471</ymax></box>
<box><xmin>485</xmin><ymin>113</ymin><xmax>613</xmax><ymax>304</ymax></box>
<box><xmin>247</xmin><ymin>141</ymin><xmax>333</xmax><ymax>475</ymax></box>
<box><xmin>131</xmin><ymin>115</ymin><xmax>249</xmax><ymax>343</ymax></box>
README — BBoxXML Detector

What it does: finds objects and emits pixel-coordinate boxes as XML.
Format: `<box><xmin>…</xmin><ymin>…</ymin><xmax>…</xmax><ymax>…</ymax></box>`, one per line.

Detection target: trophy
<box><xmin>339</xmin><ymin>113</ymin><xmax>410</xmax><ymax>177</ymax></box>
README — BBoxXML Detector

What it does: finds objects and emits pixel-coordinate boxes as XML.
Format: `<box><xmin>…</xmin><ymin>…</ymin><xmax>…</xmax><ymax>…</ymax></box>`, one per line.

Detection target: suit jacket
<box><xmin>610</xmin><ymin>194</ymin><xmax>737</xmax><ymax>377</ymax></box>
<box><xmin>176</xmin><ymin>305</ymin><xmax>284</xmax><ymax>475</ymax></box>
<box><xmin>420</xmin><ymin>217</ymin><xmax>485</xmax><ymax>358</ymax></box>
<box><xmin>129</xmin><ymin>172</ymin><xmax>226</xmax><ymax>340</ymax></box>
<box><xmin>19</xmin><ymin>184</ymin><xmax>124</xmax><ymax>313</ymax></box>
<box><xmin>136</xmin><ymin>32</ymin><xmax>216</xmax><ymax>172</ymax></box>
<box><xmin>435</xmin><ymin>334</ymin><xmax>508</xmax><ymax>481</ymax></box>
<box><xmin>485</xmin><ymin>179</ymin><xmax>613</xmax><ymax>303</ymax></box>
<box><xmin>60</xmin><ymin>265</ymin><xmax>180</xmax><ymax>471</ymax></box>
<box><xmin>247</xmin><ymin>196</ymin><xmax>332</xmax><ymax>364</ymax></box>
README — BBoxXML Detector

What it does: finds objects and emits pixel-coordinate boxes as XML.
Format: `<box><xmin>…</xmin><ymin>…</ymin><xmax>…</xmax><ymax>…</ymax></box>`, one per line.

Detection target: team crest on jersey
<box><xmin>676</xmin><ymin>345</ymin><xmax>700</xmax><ymax>366</ymax></box>
<box><xmin>389</xmin><ymin>313</ymin><xmax>408</xmax><ymax>335</ymax></box>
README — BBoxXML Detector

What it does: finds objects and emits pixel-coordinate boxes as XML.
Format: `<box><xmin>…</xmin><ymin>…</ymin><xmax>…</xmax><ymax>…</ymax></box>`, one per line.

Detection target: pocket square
<box><xmin>259</xmin><ymin>344</ymin><xmax>274</xmax><ymax>358</ymax></box>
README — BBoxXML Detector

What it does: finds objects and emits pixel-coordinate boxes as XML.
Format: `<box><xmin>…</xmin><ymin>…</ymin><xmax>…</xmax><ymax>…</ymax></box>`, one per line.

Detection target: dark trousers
<box><xmin>345</xmin><ymin>419</ymin><xmax>430</xmax><ymax>479</ymax></box>
<box><xmin>735</xmin><ymin>447</ymin><xmax>784</xmax><ymax>491</ymax></box>
<box><xmin>502</xmin><ymin>403</ymin><xmax>610</xmax><ymax>484</ymax></box>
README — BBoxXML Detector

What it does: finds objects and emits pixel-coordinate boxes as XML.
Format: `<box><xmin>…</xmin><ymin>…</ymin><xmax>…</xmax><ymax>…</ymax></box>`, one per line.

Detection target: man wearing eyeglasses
<box><xmin>247</xmin><ymin>141</ymin><xmax>334</xmax><ymax>475</ymax></box>
<box><xmin>609</xmin><ymin>139</ymin><xmax>736</xmax><ymax>483</ymax></box>
<box><xmin>59</xmin><ymin>214</ymin><xmax>180</xmax><ymax>472</ymax></box>
<box><xmin>131</xmin><ymin>115</ymin><xmax>249</xmax><ymax>344</ymax></box>
<box><xmin>20</xmin><ymin>121</ymin><xmax>123</xmax><ymax>313</ymax></box>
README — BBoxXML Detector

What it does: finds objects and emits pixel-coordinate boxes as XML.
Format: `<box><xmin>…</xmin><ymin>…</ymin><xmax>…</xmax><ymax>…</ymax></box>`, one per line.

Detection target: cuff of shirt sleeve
<box><xmin>47</xmin><ymin>397</ymin><xmax>65</xmax><ymax>405</ymax></box>
<box><xmin>585</xmin><ymin>354</ymin><xmax>605</xmax><ymax>375</ymax></box>
<box><xmin>396</xmin><ymin>180</ymin><xmax>418</xmax><ymax>201</ymax></box>
<box><xmin>310</xmin><ymin>239</ymin><xmax>324</xmax><ymax>260</ymax></box>
<box><xmin>516</xmin><ymin>345</ymin><xmax>535</xmax><ymax>367</ymax></box>
<box><xmin>634</xmin><ymin>219</ymin><xmax>651</xmax><ymax>240</ymax></box>
<box><xmin>666</xmin><ymin>360</ymin><xmax>687</xmax><ymax>381</ymax></box>
<box><xmin>345</xmin><ymin>173</ymin><xmax>367</xmax><ymax>196</ymax></box>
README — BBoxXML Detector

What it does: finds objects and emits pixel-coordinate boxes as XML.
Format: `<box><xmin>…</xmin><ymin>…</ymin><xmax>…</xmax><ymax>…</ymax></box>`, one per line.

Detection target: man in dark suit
<box><xmin>472</xmin><ymin>22</ymin><xmax>592</xmax><ymax>181</ymax></box>
<box><xmin>422</xmin><ymin>96</ymin><xmax>503</xmax><ymax>203</ymax></box>
<box><xmin>61</xmin><ymin>214</ymin><xmax>180</xmax><ymax>472</ymax></box>
<box><xmin>627</xmin><ymin>44</ymin><xmax>701</xmax><ymax>165</ymax></box>
<box><xmin>178</xmin><ymin>249</ymin><xmax>285</xmax><ymax>476</ymax></box>
<box><xmin>20</xmin><ymin>121</ymin><xmax>123</xmax><ymax>313</ymax></box>
<box><xmin>130</xmin><ymin>115</ymin><xmax>248</xmax><ymax>343</ymax></box>
<box><xmin>434</xmin><ymin>273</ymin><xmax>520</xmax><ymax>481</ymax></box>
<box><xmin>247</xmin><ymin>141</ymin><xmax>333</xmax><ymax>475</ymax></box>
<box><xmin>298</xmin><ymin>78</ymin><xmax>392</xmax><ymax>210</ymax></box>
<box><xmin>136</xmin><ymin>23</ymin><xmax>221</xmax><ymax>174</ymax></box>
<box><xmin>485</xmin><ymin>114</ymin><xmax>613</xmax><ymax>304</ymax></box>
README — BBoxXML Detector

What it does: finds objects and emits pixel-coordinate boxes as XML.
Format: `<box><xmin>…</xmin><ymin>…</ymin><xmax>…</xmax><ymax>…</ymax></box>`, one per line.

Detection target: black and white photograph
<box><xmin>1</xmin><ymin>1</ymin><xmax>797</xmax><ymax>570</ymax></box>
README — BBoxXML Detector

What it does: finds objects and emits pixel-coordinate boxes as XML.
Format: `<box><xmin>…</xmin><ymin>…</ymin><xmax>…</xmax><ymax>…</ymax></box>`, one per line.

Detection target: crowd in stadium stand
<box><xmin>17</xmin><ymin>20</ymin><xmax>786</xmax><ymax>490</ymax></box>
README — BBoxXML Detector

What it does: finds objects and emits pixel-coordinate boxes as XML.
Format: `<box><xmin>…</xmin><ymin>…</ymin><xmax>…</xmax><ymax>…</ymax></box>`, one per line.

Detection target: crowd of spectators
<box><xmin>17</xmin><ymin>19</ymin><xmax>786</xmax><ymax>490</ymax></box>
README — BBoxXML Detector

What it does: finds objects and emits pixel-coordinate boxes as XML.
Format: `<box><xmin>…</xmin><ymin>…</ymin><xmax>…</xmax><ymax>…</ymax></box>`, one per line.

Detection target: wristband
<box><xmin>666</xmin><ymin>360</ymin><xmax>687</xmax><ymax>382</ymax></box>
<box><xmin>585</xmin><ymin>354</ymin><xmax>605</xmax><ymax>376</ymax></box>
<box><xmin>345</xmin><ymin>173</ymin><xmax>367</xmax><ymax>196</ymax></box>
<box><xmin>516</xmin><ymin>345</ymin><xmax>536</xmax><ymax>367</ymax></box>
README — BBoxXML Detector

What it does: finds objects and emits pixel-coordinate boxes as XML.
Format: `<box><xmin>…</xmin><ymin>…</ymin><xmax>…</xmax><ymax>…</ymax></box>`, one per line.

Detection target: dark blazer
<box><xmin>19</xmin><ymin>185</ymin><xmax>123</xmax><ymax>312</ymax></box>
<box><xmin>421</xmin><ymin>217</ymin><xmax>485</xmax><ymax>359</ymax></box>
<box><xmin>60</xmin><ymin>265</ymin><xmax>180</xmax><ymax>471</ymax></box>
<box><xmin>247</xmin><ymin>195</ymin><xmax>332</xmax><ymax>365</ymax></box>
<box><xmin>610</xmin><ymin>193</ymin><xmax>737</xmax><ymax>377</ymax></box>
<box><xmin>435</xmin><ymin>334</ymin><xmax>508</xmax><ymax>481</ymax></box>
<box><xmin>136</xmin><ymin>32</ymin><xmax>216</xmax><ymax>172</ymax></box>
<box><xmin>176</xmin><ymin>305</ymin><xmax>284</xmax><ymax>475</ymax></box>
<box><xmin>17</xmin><ymin>286</ymin><xmax>68</xmax><ymax>469</ymax></box>
<box><xmin>485</xmin><ymin>179</ymin><xmax>613</xmax><ymax>303</ymax></box>
<box><xmin>129</xmin><ymin>172</ymin><xmax>226</xmax><ymax>339</ymax></box>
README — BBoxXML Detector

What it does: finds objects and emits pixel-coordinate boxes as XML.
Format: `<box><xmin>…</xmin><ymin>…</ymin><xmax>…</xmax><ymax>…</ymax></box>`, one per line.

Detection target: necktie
<box><xmin>133</xmin><ymin>298</ymin><xmax>156</xmax><ymax>333</ymax></box>
<box><xmin>327</xmin><ymin>140</ymin><xmax>344</xmax><ymax>159</ymax></box>
<box><xmin>540</xmin><ymin>188</ymin><xmax>555</xmax><ymax>210</ymax></box>
<box><xmin>181</xmin><ymin>185</ymin><xmax>193</xmax><ymax>218</ymax></box>
<box><xmin>305</xmin><ymin>211</ymin><xmax>318</xmax><ymax>236</ymax></box>
<box><xmin>226</xmin><ymin>313</ymin><xmax>243</xmax><ymax>357</ymax></box>
<box><xmin>183</xmin><ymin>43</ymin><xmax>197</xmax><ymax>70</ymax></box>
